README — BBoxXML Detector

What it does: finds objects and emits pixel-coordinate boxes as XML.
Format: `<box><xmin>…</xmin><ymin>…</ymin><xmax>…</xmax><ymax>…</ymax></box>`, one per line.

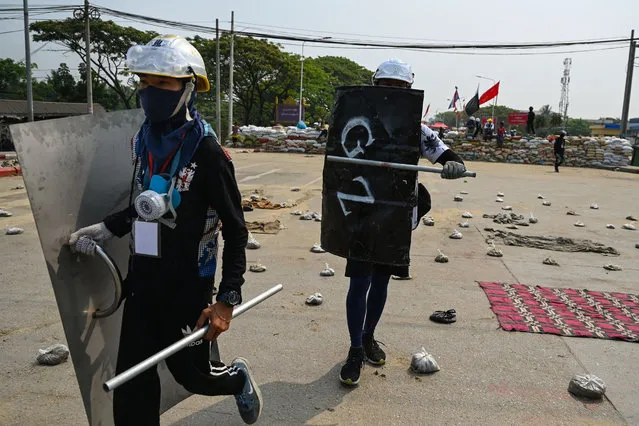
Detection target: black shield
<box><xmin>321</xmin><ymin>85</ymin><xmax>424</xmax><ymax>266</ymax></box>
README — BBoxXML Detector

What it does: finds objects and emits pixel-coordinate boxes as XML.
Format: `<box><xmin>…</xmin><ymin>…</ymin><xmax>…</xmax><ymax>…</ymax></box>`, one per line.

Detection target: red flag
<box><xmin>423</xmin><ymin>103</ymin><xmax>430</xmax><ymax>118</ymax></box>
<box><xmin>479</xmin><ymin>81</ymin><xmax>500</xmax><ymax>105</ymax></box>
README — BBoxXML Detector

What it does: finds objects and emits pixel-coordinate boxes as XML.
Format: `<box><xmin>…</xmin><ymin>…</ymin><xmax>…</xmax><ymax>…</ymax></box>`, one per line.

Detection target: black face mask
<box><xmin>138</xmin><ymin>85</ymin><xmax>185</xmax><ymax>123</ymax></box>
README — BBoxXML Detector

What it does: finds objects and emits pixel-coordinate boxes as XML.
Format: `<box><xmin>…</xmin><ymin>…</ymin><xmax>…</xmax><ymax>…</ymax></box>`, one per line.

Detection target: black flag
<box><xmin>465</xmin><ymin>90</ymin><xmax>480</xmax><ymax>116</ymax></box>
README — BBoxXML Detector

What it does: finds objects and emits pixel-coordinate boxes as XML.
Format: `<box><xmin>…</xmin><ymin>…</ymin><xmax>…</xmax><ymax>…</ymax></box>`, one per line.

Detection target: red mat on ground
<box><xmin>478</xmin><ymin>282</ymin><xmax>639</xmax><ymax>342</ymax></box>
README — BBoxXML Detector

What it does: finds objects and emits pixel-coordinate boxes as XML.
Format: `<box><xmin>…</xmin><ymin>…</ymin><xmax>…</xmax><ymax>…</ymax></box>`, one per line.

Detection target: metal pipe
<box><xmin>215</xmin><ymin>18</ymin><xmax>221</xmax><ymax>136</ymax></box>
<box><xmin>103</xmin><ymin>284</ymin><xmax>283</xmax><ymax>392</ymax></box>
<box><xmin>22</xmin><ymin>0</ymin><xmax>33</xmax><ymax>122</ymax></box>
<box><xmin>326</xmin><ymin>155</ymin><xmax>477</xmax><ymax>177</ymax></box>
<box><xmin>92</xmin><ymin>246</ymin><xmax>122</xmax><ymax>319</ymax></box>
<box><xmin>84</xmin><ymin>0</ymin><xmax>93</xmax><ymax>114</ymax></box>
<box><xmin>227</xmin><ymin>11</ymin><xmax>234</xmax><ymax>134</ymax></box>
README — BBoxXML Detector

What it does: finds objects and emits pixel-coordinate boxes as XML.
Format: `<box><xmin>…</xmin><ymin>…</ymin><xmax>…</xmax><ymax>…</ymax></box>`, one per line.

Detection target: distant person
<box><xmin>473</xmin><ymin>117</ymin><xmax>482</xmax><ymax>138</ymax></box>
<box><xmin>526</xmin><ymin>106</ymin><xmax>536</xmax><ymax>135</ymax></box>
<box><xmin>231</xmin><ymin>122</ymin><xmax>240</xmax><ymax>142</ymax></box>
<box><xmin>510</xmin><ymin>128</ymin><xmax>517</xmax><ymax>137</ymax></box>
<box><xmin>497</xmin><ymin>121</ymin><xmax>506</xmax><ymax>147</ymax></box>
<box><xmin>465</xmin><ymin>116</ymin><xmax>476</xmax><ymax>138</ymax></box>
<box><xmin>438</xmin><ymin>127</ymin><xmax>445</xmax><ymax>139</ymax></box>
<box><xmin>483</xmin><ymin>118</ymin><xmax>494</xmax><ymax>140</ymax></box>
<box><xmin>554</xmin><ymin>130</ymin><xmax>567</xmax><ymax>172</ymax></box>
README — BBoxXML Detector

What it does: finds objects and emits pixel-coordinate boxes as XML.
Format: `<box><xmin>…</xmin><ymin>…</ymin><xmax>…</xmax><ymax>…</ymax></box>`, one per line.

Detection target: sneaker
<box><xmin>339</xmin><ymin>347</ymin><xmax>364</xmax><ymax>386</ymax></box>
<box><xmin>232</xmin><ymin>357</ymin><xmax>263</xmax><ymax>424</ymax></box>
<box><xmin>362</xmin><ymin>333</ymin><xmax>386</xmax><ymax>365</ymax></box>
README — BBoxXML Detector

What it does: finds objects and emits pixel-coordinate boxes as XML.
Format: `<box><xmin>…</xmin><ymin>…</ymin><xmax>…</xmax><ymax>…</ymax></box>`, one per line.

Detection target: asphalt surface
<box><xmin>1</xmin><ymin>150</ymin><xmax>638</xmax><ymax>425</ymax></box>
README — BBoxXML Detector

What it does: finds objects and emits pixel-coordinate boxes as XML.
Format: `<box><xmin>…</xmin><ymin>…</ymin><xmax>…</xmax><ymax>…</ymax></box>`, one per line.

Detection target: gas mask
<box><xmin>134</xmin><ymin>173</ymin><xmax>182</xmax><ymax>225</ymax></box>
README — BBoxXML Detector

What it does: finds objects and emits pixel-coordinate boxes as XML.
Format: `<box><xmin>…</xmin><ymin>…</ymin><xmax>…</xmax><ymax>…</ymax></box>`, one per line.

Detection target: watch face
<box><xmin>222</xmin><ymin>291</ymin><xmax>240</xmax><ymax>306</ymax></box>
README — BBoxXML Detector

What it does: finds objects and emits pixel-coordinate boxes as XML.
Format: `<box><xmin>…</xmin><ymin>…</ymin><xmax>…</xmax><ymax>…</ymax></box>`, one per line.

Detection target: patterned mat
<box><xmin>479</xmin><ymin>282</ymin><xmax>639</xmax><ymax>342</ymax></box>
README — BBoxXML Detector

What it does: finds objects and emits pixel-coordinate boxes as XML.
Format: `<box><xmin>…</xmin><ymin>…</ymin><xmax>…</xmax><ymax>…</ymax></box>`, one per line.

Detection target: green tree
<box><xmin>566</xmin><ymin>118</ymin><xmax>592</xmax><ymax>136</ymax></box>
<box><xmin>30</xmin><ymin>18</ymin><xmax>157</xmax><ymax>108</ymax></box>
<box><xmin>47</xmin><ymin>63</ymin><xmax>79</xmax><ymax>101</ymax></box>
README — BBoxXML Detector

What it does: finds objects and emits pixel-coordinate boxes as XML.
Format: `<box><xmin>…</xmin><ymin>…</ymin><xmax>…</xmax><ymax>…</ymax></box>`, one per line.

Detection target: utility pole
<box><xmin>559</xmin><ymin>58</ymin><xmax>572</xmax><ymax>128</ymax></box>
<box><xmin>215</xmin><ymin>19</ymin><xmax>221</xmax><ymax>136</ymax></box>
<box><xmin>84</xmin><ymin>0</ymin><xmax>93</xmax><ymax>114</ymax></box>
<box><xmin>228</xmin><ymin>11</ymin><xmax>234</xmax><ymax>133</ymax></box>
<box><xmin>22</xmin><ymin>0</ymin><xmax>33</xmax><ymax>121</ymax></box>
<box><xmin>620</xmin><ymin>29</ymin><xmax>636</xmax><ymax>136</ymax></box>
<box><xmin>298</xmin><ymin>41</ymin><xmax>306</xmax><ymax>123</ymax></box>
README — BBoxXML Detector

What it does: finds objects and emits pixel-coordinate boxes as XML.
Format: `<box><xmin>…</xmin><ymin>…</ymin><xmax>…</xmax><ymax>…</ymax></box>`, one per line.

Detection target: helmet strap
<box><xmin>169</xmin><ymin>80</ymin><xmax>195</xmax><ymax>122</ymax></box>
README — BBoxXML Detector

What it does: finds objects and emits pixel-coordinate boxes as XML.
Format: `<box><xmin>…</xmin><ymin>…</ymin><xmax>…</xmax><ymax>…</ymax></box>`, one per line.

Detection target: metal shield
<box><xmin>321</xmin><ymin>86</ymin><xmax>424</xmax><ymax>266</ymax></box>
<box><xmin>10</xmin><ymin>109</ymin><xmax>213</xmax><ymax>425</ymax></box>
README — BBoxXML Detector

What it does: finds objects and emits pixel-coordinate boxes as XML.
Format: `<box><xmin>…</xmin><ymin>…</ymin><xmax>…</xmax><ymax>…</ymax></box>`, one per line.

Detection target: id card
<box><xmin>134</xmin><ymin>220</ymin><xmax>161</xmax><ymax>257</ymax></box>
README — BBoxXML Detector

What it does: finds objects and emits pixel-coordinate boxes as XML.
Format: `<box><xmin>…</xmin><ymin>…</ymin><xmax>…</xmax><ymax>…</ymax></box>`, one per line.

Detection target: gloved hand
<box><xmin>441</xmin><ymin>161</ymin><xmax>467</xmax><ymax>179</ymax></box>
<box><xmin>69</xmin><ymin>222</ymin><xmax>113</xmax><ymax>254</ymax></box>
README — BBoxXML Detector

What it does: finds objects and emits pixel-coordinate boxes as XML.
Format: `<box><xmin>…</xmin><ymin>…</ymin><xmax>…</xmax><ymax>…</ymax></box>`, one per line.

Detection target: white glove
<box><xmin>69</xmin><ymin>222</ymin><xmax>113</xmax><ymax>254</ymax></box>
<box><xmin>441</xmin><ymin>161</ymin><xmax>467</xmax><ymax>179</ymax></box>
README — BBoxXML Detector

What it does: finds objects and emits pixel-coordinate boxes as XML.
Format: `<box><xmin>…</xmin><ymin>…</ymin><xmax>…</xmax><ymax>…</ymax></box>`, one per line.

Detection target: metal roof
<box><xmin>0</xmin><ymin>99</ymin><xmax>105</xmax><ymax>118</ymax></box>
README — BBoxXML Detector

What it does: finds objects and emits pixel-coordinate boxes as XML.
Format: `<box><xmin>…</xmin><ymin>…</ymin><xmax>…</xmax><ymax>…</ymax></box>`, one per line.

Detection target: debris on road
<box><xmin>506</xmin><ymin>225</ymin><xmax>519</xmax><ymax>230</ymax></box>
<box><xmin>603</xmin><ymin>264</ymin><xmax>622</xmax><ymax>271</ymax></box>
<box><xmin>320</xmin><ymin>263</ymin><xmax>335</xmax><ymax>277</ymax></box>
<box><xmin>487</xmin><ymin>242</ymin><xmax>503</xmax><ymax>257</ymax></box>
<box><xmin>574</xmin><ymin>221</ymin><xmax>585</xmax><ymax>227</ymax></box>
<box><xmin>246</xmin><ymin>233</ymin><xmax>261</xmax><ymax>249</ymax></box>
<box><xmin>435</xmin><ymin>249</ymin><xmax>449</xmax><ymax>263</ymax></box>
<box><xmin>497</xmin><ymin>192</ymin><xmax>505</xmax><ymax>197</ymax></box>
<box><xmin>10</xmin><ymin>185</ymin><xmax>24</xmax><ymax>190</ymax></box>
<box><xmin>454</xmin><ymin>194</ymin><xmax>464</xmax><ymax>202</ymax></box>
<box><xmin>626</xmin><ymin>215</ymin><xmax>637</xmax><ymax>221</ymax></box>
<box><xmin>310</xmin><ymin>243</ymin><xmax>325</xmax><ymax>253</ymax></box>
<box><xmin>314</xmin><ymin>214</ymin><xmax>322</xmax><ymax>222</ymax></box>
<box><xmin>5</xmin><ymin>227</ymin><xmax>24</xmax><ymax>235</ymax></box>
<box><xmin>459</xmin><ymin>191</ymin><xmax>469</xmax><ymax>195</ymax></box>
<box><xmin>590</xmin><ymin>203</ymin><xmax>599</xmax><ymax>210</ymax></box>
<box><xmin>486</xmin><ymin>230</ymin><xmax>619</xmax><ymax>255</ymax></box>
<box><xmin>391</xmin><ymin>275</ymin><xmax>413</xmax><ymax>280</ymax></box>
<box><xmin>422</xmin><ymin>216</ymin><xmax>435</xmax><ymax>226</ymax></box>
<box><xmin>537</xmin><ymin>194</ymin><xmax>545</xmax><ymax>199</ymax></box>
<box><xmin>606</xmin><ymin>224</ymin><xmax>616</xmax><ymax>229</ymax></box>
<box><xmin>291</xmin><ymin>187</ymin><xmax>300</xmax><ymax>192</ymax></box>
<box><xmin>305</xmin><ymin>293</ymin><xmax>323</xmax><ymax>306</ymax></box>
<box><xmin>411</xmin><ymin>347</ymin><xmax>440</xmax><ymax>374</ymax></box>
<box><xmin>0</xmin><ymin>209</ymin><xmax>13</xmax><ymax>217</ymax></box>
<box><xmin>543</xmin><ymin>257</ymin><xmax>560</xmax><ymax>266</ymax></box>
<box><xmin>566</xmin><ymin>211</ymin><xmax>579</xmax><ymax>216</ymax></box>
<box><xmin>36</xmin><ymin>344</ymin><xmax>69</xmax><ymax>366</ymax></box>
<box><xmin>300</xmin><ymin>211</ymin><xmax>321</xmax><ymax>221</ymax></box>
<box><xmin>529</xmin><ymin>213</ymin><xmax>539</xmax><ymax>224</ymax></box>
<box><xmin>622</xmin><ymin>223</ymin><xmax>636</xmax><ymax>230</ymax></box>
<box><xmin>291</xmin><ymin>210</ymin><xmax>302</xmax><ymax>215</ymax></box>
<box><xmin>543</xmin><ymin>201</ymin><xmax>551</xmax><ymax>206</ymax></box>
<box><xmin>568</xmin><ymin>374</ymin><xmax>606</xmax><ymax>399</ymax></box>
<box><xmin>461</xmin><ymin>211</ymin><xmax>473</xmax><ymax>219</ymax></box>
<box><xmin>246</xmin><ymin>220</ymin><xmax>282</xmax><ymax>234</ymax></box>
<box><xmin>483</xmin><ymin>212</ymin><xmax>524</xmax><ymax>224</ymax></box>
<box><xmin>495</xmin><ymin>198</ymin><xmax>504</xmax><ymax>203</ymax></box>
<box><xmin>430</xmin><ymin>309</ymin><xmax>456</xmax><ymax>324</ymax></box>
<box><xmin>501</xmin><ymin>205</ymin><xmax>513</xmax><ymax>211</ymax></box>
<box><xmin>449</xmin><ymin>229</ymin><xmax>463</xmax><ymax>239</ymax></box>
<box><xmin>458</xmin><ymin>222</ymin><xmax>470</xmax><ymax>228</ymax></box>
<box><xmin>249</xmin><ymin>263</ymin><xmax>267</xmax><ymax>273</ymax></box>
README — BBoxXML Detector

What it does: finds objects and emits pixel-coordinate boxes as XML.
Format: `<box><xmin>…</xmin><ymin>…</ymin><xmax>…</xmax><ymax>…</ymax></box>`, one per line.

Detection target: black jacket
<box><xmin>103</xmin><ymin>136</ymin><xmax>248</xmax><ymax>298</ymax></box>
<box><xmin>554</xmin><ymin>136</ymin><xmax>566</xmax><ymax>154</ymax></box>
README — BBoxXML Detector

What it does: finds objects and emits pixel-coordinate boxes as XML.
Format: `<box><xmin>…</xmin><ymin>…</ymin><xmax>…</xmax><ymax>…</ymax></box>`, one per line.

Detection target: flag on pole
<box><xmin>465</xmin><ymin>88</ymin><xmax>480</xmax><ymax>116</ymax></box>
<box><xmin>479</xmin><ymin>81</ymin><xmax>500</xmax><ymax>105</ymax></box>
<box><xmin>422</xmin><ymin>103</ymin><xmax>430</xmax><ymax>119</ymax></box>
<box><xmin>448</xmin><ymin>87</ymin><xmax>460</xmax><ymax>110</ymax></box>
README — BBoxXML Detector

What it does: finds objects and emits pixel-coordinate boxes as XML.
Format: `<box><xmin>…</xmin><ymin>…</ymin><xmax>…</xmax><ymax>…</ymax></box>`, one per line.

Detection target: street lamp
<box><xmin>299</xmin><ymin>36</ymin><xmax>331</xmax><ymax>122</ymax></box>
<box><xmin>475</xmin><ymin>74</ymin><xmax>497</xmax><ymax>123</ymax></box>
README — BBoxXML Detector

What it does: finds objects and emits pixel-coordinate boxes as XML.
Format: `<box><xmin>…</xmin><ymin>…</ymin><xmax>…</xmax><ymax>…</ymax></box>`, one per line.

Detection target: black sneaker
<box><xmin>362</xmin><ymin>333</ymin><xmax>386</xmax><ymax>365</ymax></box>
<box><xmin>232</xmin><ymin>357</ymin><xmax>262</xmax><ymax>424</ymax></box>
<box><xmin>339</xmin><ymin>347</ymin><xmax>364</xmax><ymax>386</ymax></box>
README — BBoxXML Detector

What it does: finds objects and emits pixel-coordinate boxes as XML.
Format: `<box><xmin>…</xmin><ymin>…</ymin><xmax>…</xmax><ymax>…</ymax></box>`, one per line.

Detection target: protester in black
<box><xmin>68</xmin><ymin>35</ymin><xmax>262</xmax><ymax>425</ymax></box>
<box><xmin>526</xmin><ymin>106</ymin><xmax>536</xmax><ymax>135</ymax></box>
<box><xmin>554</xmin><ymin>130</ymin><xmax>567</xmax><ymax>172</ymax></box>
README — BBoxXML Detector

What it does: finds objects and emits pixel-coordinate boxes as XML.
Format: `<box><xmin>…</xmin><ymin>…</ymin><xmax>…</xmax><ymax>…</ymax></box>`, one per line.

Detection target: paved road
<box><xmin>1</xmin><ymin>151</ymin><xmax>638</xmax><ymax>425</ymax></box>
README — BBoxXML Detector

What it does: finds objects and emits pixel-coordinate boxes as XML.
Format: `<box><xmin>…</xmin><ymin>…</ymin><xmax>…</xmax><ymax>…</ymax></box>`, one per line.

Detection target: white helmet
<box><xmin>126</xmin><ymin>35</ymin><xmax>210</xmax><ymax>92</ymax></box>
<box><xmin>372</xmin><ymin>58</ymin><xmax>414</xmax><ymax>85</ymax></box>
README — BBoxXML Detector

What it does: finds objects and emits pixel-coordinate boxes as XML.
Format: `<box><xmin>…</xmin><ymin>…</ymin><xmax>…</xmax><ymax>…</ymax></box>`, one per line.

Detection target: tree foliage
<box><xmin>30</xmin><ymin>18</ymin><xmax>156</xmax><ymax>108</ymax></box>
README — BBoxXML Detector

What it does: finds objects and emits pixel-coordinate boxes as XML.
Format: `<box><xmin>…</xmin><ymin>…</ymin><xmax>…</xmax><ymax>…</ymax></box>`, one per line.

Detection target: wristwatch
<box><xmin>217</xmin><ymin>290</ymin><xmax>241</xmax><ymax>307</ymax></box>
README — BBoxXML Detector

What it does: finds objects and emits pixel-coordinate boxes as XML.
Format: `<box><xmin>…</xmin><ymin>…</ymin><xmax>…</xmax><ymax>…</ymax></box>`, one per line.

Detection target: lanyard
<box><xmin>148</xmin><ymin>143</ymin><xmax>181</xmax><ymax>178</ymax></box>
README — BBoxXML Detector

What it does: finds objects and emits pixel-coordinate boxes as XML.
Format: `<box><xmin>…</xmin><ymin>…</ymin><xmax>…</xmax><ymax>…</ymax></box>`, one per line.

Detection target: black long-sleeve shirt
<box><xmin>103</xmin><ymin>136</ymin><xmax>248</xmax><ymax>297</ymax></box>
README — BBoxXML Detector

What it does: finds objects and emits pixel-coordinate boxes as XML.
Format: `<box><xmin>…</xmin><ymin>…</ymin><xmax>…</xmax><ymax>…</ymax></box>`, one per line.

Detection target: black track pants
<box><xmin>113</xmin><ymin>286</ymin><xmax>245</xmax><ymax>425</ymax></box>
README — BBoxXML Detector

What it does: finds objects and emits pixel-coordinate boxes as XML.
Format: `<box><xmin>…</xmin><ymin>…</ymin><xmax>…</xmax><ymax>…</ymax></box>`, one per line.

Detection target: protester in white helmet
<box><xmin>339</xmin><ymin>58</ymin><xmax>467</xmax><ymax>386</ymax></box>
<box><xmin>68</xmin><ymin>35</ymin><xmax>261</xmax><ymax>424</ymax></box>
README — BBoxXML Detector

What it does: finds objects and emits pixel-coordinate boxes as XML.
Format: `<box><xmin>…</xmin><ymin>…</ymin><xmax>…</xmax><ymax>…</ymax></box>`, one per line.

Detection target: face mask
<box><xmin>138</xmin><ymin>85</ymin><xmax>185</xmax><ymax>123</ymax></box>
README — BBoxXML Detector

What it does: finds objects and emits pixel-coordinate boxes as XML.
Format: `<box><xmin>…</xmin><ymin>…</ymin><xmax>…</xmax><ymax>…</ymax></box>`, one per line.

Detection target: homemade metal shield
<box><xmin>10</xmin><ymin>109</ymin><xmax>209</xmax><ymax>425</ymax></box>
<box><xmin>321</xmin><ymin>86</ymin><xmax>423</xmax><ymax>266</ymax></box>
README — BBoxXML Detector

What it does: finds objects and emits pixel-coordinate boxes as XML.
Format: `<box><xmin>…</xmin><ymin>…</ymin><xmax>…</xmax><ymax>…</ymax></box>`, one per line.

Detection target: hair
<box><xmin>529</xmin><ymin>106</ymin><xmax>533</xmax><ymax>111</ymax></box>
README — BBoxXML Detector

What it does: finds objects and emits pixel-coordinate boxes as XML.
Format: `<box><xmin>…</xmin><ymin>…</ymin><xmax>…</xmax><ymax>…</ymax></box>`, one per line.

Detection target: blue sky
<box><xmin>2</xmin><ymin>0</ymin><xmax>639</xmax><ymax>119</ymax></box>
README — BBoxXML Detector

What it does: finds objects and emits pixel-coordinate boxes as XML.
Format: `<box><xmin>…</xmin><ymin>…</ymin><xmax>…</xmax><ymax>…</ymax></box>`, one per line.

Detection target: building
<box><xmin>0</xmin><ymin>100</ymin><xmax>105</xmax><ymax>150</ymax></box>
